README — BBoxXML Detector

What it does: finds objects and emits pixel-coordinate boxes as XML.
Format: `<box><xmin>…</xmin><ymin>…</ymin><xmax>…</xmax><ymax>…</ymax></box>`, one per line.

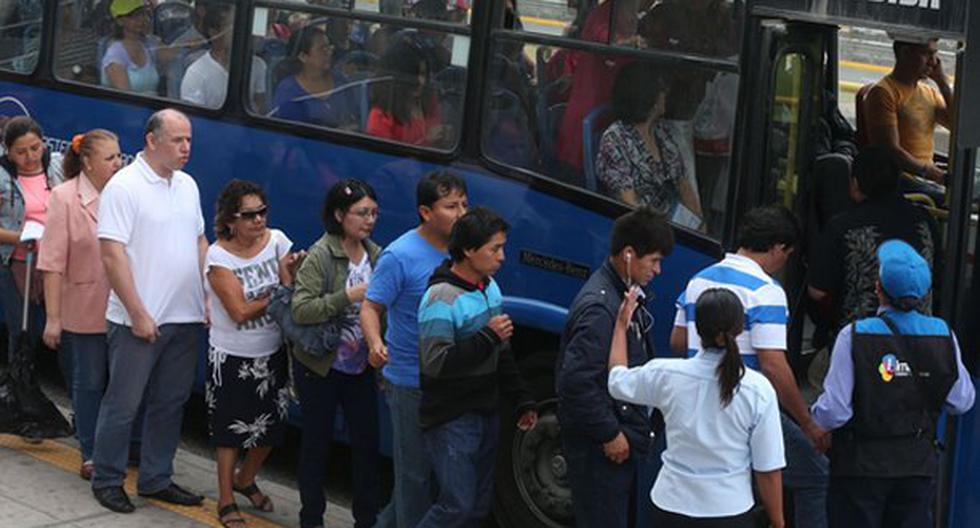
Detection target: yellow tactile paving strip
<box><xmin>0</xmin><ymin>434</ymin><xmax>285</xmax><ymax>528</ymax></box>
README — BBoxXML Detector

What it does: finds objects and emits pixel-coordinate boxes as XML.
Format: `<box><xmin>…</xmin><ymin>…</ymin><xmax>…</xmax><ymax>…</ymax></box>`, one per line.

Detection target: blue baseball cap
<box><xmin>878</xmin><ymin>240</ymin><xmax>930</xmax><ymax>300</ymax></box>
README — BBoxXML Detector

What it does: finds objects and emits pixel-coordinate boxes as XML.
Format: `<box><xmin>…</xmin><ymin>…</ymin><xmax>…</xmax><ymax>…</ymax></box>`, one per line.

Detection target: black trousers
<box><xmin>828</xmin><ymin>476</ymin><xmax>934</xmax><ymax>528</ymax></box>
<box><xmin>650</xmin><ymin>503</ymin><xmax>755</xmax><ymax>527</ymax></box>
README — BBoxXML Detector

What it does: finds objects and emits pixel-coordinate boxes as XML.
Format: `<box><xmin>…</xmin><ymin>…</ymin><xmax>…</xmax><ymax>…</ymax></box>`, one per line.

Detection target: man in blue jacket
<box><xmin>556</xmin><ymin>207</ymin><xmax>674</xmax><ymax>527</ymax></box>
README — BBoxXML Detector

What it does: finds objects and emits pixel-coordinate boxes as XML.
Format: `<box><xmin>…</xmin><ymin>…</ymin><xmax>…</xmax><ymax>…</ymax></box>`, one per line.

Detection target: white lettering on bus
<box><xmin>866</xmin><ymin>0</ymin><xmax>940</xmax><ymax>10</ymax></box>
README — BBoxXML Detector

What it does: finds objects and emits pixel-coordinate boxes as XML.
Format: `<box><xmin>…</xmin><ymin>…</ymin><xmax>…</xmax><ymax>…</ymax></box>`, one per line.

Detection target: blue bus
<box><xmin>0</xmin><ymin>0</ymin><xmax>978</xmax><ymax>526</ymax></box>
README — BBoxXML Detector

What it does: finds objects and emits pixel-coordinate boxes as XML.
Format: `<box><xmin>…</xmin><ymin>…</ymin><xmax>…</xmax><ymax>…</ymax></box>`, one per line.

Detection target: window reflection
<box><xmin>0</xmin><ymin>0</ymin><xmax>42</xmax><ymax>74</ymax></box>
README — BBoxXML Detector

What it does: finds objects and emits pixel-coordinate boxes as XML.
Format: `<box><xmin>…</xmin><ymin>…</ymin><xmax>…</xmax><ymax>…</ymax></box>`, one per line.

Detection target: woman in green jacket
<box><xmin>291</xmin><ymin>179</ymin><xmax>382</xmax><ymax>528</ymax></box>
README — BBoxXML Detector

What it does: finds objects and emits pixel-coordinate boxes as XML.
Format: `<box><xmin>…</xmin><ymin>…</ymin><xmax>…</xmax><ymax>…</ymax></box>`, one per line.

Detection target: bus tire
<box><xmin>492</xmin><ymin>392</ymin><xmax>573</xmax><ymax>528</ymax></box>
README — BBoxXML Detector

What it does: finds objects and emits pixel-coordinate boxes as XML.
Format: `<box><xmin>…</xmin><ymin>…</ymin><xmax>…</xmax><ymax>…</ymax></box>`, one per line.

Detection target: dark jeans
<box><xmin>561</xmin><ymin>432</ymin><xmax>636</xmax><ymax>528</ymax></box>
<box><xmin>781</xmin><ymin>413</ymin><xmax>829</xmax><ymax>528</ymax></box>
<box><xmin>65</xmin><ymin>331</ymin><xmax>144</xmax><ymax>461</ymax></box>
<box><xmin>374</xmin><ymin>382</ymin><xmax>433</xmax><ymax>528</ymax></box>
<box><xmin>295</xmin><ymin>363</ymin><xmax>380</xmax><ymax>528</ymax></box>
<box><xmin>92</xmin><ymin>322</ymin><xmax>201</xmax><ymax>493</ymax></box>
<box><xmin>416</xmin><ymin>412</ymin><xmax>499</xmax><ymax>528</ymax></box>
<box><xmin>0</xmin><ymin>265</ymin><xmax>43</xmax><ymax>364</ymax></box>
<box><xmin>651</xmin><ymin>503</ymin><xmax>755</xmax><ymax>527</ymax></box>
<box><xmin>829</xmin><ymin>476</ymin><xmax>934</xmax><ymax>528</ymax></box>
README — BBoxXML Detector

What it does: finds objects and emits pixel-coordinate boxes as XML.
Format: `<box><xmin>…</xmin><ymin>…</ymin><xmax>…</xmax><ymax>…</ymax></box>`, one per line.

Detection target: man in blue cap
<box><xmin>812</xmin><ymin>239</ymin><xmax>975</xmax><ymax>527</ymax></box>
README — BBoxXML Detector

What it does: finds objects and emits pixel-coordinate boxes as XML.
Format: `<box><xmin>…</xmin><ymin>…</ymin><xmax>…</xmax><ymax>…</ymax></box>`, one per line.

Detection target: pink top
<box><xmin>37</xmin><ymin>174</ymin><xmax>110</xmax><ymax>333</ymax></box>
<box><xmin>12</xmin><ymin>173</ymin><xmax>51</xmax><ymax>261</ymax></box>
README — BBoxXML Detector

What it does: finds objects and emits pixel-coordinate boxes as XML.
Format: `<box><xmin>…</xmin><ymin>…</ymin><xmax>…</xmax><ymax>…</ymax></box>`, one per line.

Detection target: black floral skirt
<box><xmin>205</xmin><ymin>347</ymin><xmax>289</xmax><ymax>448</ymax></box>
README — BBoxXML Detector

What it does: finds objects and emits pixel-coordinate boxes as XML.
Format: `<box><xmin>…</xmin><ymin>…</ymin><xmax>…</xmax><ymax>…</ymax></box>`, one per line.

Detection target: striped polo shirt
<box><xmin>674</xmin><ymin>253</ymin><xmax>789</xmax><ymax>371</ymax></box>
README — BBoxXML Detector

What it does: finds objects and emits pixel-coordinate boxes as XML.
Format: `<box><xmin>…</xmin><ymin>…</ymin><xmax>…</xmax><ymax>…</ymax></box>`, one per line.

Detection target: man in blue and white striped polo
<box><xmin>671</xmin><ymin>205</ymin><xmax>830</xmax><ymax>528</ymax></box>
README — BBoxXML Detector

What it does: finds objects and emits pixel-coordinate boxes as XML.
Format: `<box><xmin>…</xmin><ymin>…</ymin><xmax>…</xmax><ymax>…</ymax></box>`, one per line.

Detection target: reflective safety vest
<box><xmin>830</xmin><ymin>311</ymin><xmax>958</xmax><ymax>478</ymax></box>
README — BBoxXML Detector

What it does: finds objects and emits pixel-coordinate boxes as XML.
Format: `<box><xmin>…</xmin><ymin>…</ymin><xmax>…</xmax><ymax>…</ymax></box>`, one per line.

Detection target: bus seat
<box><xmin>582</xmin><ymin>104</ymin><xmax>613</xmax><ymax>192</ymax></box>
<box><xmin>855</xmin><ymin>83</ymin><xmax>875</xmax><ymax>149</ymax></box>
<box><xmin>153</xmin><ymin>1</ymin><xmax>193</xmax><ymax>46</ymax></box>
<box><xmin>434</xmin><ymin>65</ymin><xmax>466</xmax><ymax>129</ymax></box>
<box><xmin>485</xmin><ymin>88</ymin><xmax>537</xmax><ymax>171</ymax></box>
<box><xmin>536</xmin><ymin>77</ymin><xmax>569</xmax><ymax>155</ymax></box>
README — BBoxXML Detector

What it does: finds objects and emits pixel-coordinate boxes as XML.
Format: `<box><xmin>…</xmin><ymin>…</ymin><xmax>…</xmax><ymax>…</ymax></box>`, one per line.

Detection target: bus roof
<box><xmin>752</xmin><ymin>0</ymin><xmax>970</xmax><ymax>41</ymax></box>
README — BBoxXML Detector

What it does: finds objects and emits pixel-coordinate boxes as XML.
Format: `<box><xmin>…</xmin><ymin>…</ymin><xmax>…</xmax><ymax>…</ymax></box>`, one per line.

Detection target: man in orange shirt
<box><xmin>864</xmin><ymin>37</ymin><xmax>952</xmax><ymax>185</ymax></box>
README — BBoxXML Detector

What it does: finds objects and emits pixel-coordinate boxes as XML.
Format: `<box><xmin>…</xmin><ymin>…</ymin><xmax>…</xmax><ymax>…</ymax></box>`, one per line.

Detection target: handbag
<box><xmin>266</xmin><ymin>247</ymin><xmax>343</xmax><ymax>358</ymax></box>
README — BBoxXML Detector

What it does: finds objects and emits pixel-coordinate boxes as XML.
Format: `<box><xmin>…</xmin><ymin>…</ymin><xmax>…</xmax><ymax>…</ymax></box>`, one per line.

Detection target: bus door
<box><xmin>738</xmin><ymin>19</ymin><xmax>836</xmax><ymax>377</ymax></box>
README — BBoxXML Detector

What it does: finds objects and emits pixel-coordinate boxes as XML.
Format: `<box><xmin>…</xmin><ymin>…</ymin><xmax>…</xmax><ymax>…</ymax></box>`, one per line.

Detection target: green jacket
<box><xmin>291</xmin><ymin>232</ymin><xmax>382</xmax><ymax>376</ymax></box>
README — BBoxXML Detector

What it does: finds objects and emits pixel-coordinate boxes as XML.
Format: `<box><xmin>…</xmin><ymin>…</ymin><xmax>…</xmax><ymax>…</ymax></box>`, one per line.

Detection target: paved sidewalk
<box><xmin>0</xmin><ymin>433</ymin><xmax>354</xmax><ymax>528</ymax></box>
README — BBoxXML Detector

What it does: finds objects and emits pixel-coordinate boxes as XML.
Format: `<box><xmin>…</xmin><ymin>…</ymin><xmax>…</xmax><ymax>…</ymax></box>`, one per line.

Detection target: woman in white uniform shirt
<box><xmin>607</xmin><ymin>287</ymin><xmax>786</xmax><ymax>528</ymax></box>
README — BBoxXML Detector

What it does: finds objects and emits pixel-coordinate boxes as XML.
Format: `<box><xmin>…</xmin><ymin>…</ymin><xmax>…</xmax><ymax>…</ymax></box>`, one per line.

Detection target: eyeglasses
<box><xmin>348</xmin><ymin>208</ymin><xmax>379</xmax><ymax>219</ymax></box>
<box><xmin>235</xmin><ymin>206</ymin><xmax>268</xmax><ymax>220</ymax></box>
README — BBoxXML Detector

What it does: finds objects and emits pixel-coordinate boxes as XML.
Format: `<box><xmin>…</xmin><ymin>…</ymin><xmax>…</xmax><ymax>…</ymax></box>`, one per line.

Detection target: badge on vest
<box><xmin>879</xmin><ymin>354</ymin><xmax>912</xmax><ymax>382</ymax></box>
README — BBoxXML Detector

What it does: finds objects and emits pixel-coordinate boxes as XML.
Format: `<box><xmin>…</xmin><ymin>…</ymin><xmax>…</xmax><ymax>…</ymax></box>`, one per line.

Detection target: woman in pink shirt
<box><xmin>37</xmin><ymin>129</ymin><xmax>123</xmax><ymax>480</ymax></box>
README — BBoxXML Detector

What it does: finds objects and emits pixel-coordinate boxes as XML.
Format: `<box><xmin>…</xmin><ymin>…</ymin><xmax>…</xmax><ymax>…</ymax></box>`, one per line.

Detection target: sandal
<box><xmin>218</xmin><ymin>503</ymin><xmax>247</xmax><ymax>527</ymax></box>
<box><xmin>232</xmin><ymin>481</ymin><xmax>274</xmax><ymax>513</ymax></box>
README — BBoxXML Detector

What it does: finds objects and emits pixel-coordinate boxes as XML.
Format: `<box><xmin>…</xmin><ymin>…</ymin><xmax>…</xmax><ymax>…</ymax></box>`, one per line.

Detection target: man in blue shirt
<box><xmin>360</xmin><ymin>170</ymin><xmax>468</xmax><ymax>528</ymax></box>
<box><xmin>812</xmin><ymin>240</ymin><xmax>975</xmax><ymax>527</ymax></box>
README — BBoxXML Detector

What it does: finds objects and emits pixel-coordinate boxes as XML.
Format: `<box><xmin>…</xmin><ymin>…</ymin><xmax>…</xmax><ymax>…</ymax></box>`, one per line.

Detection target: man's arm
<box><xmin>669</xmin><ymin>325</ymin><xmax>687</xmax><ymax>356</ymax></box>
<box><xmin>757</xmin><ymin>349</ymin><xmax>827</xmax><ymax>451</ymax></box>
<box><xmin>811</xmin><ymin>325</ymin><xmax>856</xmax><ymax>431</ymax></box>
<box><xmin>944</xmin><ymin>332</ymin><xmax>976</xmax><ymax>415</ymax></box>
<box><xmin>100</xmin><ymin>239</ymin><xmax>159</xmax><ymax>342</ymax></box>
<box><xmin>929</xmin><ymin>62</ymin><xmax>953</xmax><ymax>129</ymax></box>
<box><xmin>361</xmin><ymin>299</ymin><xmax>388</xmax><ymax>368</ymax></box>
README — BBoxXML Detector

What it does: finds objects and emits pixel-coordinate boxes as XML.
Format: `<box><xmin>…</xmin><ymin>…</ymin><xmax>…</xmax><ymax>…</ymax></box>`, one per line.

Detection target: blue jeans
<box><xmin>416</xmin><ymin>412</ymin><xmax>499</xmax><ymax>528</ymax></box>
<box><xmin>91</xmin><ymin>322</ymin><xmax>201</xmax><ymax>493</ymax></box>
<box><xmin>65</xmin><ymin>331</ymin><xmax>144</xmax><ymax>462</ymax></box>
<box><xmin>781</xmin><ymin>413</ymin><xmax>829</xmax><ymax>528</ymax></box>
<box><xmin>561</xmin><ymin>432</ymin><xmax>636</xmax><ymax>528</ymax></box>
<box><xmin>295</xmin><ymin>363</ymin><xmax>380</xmax><ymax>528</ymax></box>
<box><xmin>0</xmin><ymin>265</ymin><xmax>43</xmax><ymax>364</ymax></box>
<box><xmin>374</xmin><ymin>382</ymin><xmax>433</xmax><ymax>528</ymax></box>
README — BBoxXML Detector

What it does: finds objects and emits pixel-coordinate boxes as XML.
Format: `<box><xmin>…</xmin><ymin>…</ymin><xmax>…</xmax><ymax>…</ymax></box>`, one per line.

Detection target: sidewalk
<box><xmin>0</xmin><ymin>433</ymin><xmax>354</xmax><ymax>528</ymax></box>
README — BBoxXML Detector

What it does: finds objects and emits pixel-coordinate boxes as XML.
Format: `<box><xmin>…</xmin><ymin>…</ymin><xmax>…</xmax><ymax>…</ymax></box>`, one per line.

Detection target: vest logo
<box><xmin>879</xmin><ymin>354</ymin><xmax>912</xmax><ymax>382</ymax></box>
<box><xmin>866</xmin><ymin>0</ymin><xmax>941</xmax><ymax>10</ymax></box>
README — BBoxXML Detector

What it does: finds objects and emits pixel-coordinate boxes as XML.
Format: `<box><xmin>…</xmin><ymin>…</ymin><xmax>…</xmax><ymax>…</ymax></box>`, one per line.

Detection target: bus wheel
<box><xmin>493</xmin><ymin>397</ymin><xmax>573</xmax><ymax>528</ymax></box>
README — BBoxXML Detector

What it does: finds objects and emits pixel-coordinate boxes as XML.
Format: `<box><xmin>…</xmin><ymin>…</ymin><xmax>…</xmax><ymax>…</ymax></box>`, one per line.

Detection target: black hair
<box><xmin>282</xmin><ymin>25</ymin><xmax>328</xmax><ymax>79</ymax></box>
<box><xmin>416</xmin><ymin>170</ymin><xmax>467</xmax><ymax>221</ymax></box>
<box><xmin>695</xmin><ymin>288</ymin><xmax>746</xmax><ymax>407</ymax></box>
<box><xmin>735</xmin><ymin>205</ymin><xmax>800</xmax><ymax>253</ymax></box>
<box><xmin>214</xmin><ymin>179</ymin><xmax>267</xmax><ymax>240</ymax></box>
<box><xmin>851</xmin><ymin>146</ymin><xmax>900</xmax><ymax>199</ymax></box>
<box><xmin>611</xmin><ymin>62</ymin><xmax>668</xmax><ymax>125</ymax></box>
<box><xmin>371</xmin><ymin>35</ymin><xmax>436</xmax><ymax>124</ymax></box>
<box><xmin>3</xmin><ymin>116</ymin><xmax>44</xmax><ymax>149</ymax></box>
<box><xmin>881</xmin><ymin>287</ymin><xmax>922</xmax><ymax>313</ymax></box>
<box><xmin>449</xmin><ymin>207</ymin><xmax>510</xmax><ymax>263</ymax></box>
<box><xmin>322</xmin><ymin>179</ymin><xmax>379</xmax><ymax>235</ymax></box>
<box><xmin>610</xmin><ymin>206</ymin><xmax>674</xmax><ymax>258</ymax></box>
<box><xmin>201</xmin><ymin>3</ymin><xmax>233</xmax><ymax>40</ymax></box>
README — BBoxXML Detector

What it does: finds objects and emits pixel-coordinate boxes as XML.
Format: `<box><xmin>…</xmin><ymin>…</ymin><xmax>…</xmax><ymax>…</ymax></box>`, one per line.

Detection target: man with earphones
<box><xmin>556</xmin><ymin>207</ymin><xmax>674</xmax><ymax>528</ymax></box>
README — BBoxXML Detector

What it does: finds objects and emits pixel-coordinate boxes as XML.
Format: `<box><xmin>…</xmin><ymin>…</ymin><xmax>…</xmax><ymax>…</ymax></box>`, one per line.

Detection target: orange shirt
<box><xmin>864</xmin><ymin>74</ymin><xmax>946</xmax><ymax>164</ymax></box>
<box><xmin>37</xmin><ymin>174</ymin><xmax>110</xmax><ymax>334</ymax></box>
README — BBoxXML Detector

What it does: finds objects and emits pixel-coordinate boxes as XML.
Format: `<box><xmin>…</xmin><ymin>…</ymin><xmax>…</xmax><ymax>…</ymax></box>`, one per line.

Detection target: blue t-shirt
<box><xmin>271</xmin><ymin>74</ymin><xmax>359</xmax><ymax>129</ymax></box>
<box><xmin>366</xmin><ymin>229</ymin><xmax>447</xmax><ymax>387</ymax></box>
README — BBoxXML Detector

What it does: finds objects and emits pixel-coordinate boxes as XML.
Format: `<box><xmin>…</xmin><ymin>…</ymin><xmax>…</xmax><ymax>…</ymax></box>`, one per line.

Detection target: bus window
<box><xmin>0</xmin><ymin>0</ymin><xmax>42</xmax><ymax>74</ymax></box>
<box><xmin>485</xmin><ymin>38</ymin><xmax>736</xmax><ymax>238</ymax></box>
<box><xmin>53</xmin><ymin>0</ymin><xmax>242</xmax><ymax>106</ymax></box>
<box><xmin>354</xmin><ymin>0</ymin><xmax>472</xmax><ymax>24</ymax></box>
<box><xmin>256</xmin><ymin>6</ymin><xmax>467</xmax><ymax>151</ymax></box>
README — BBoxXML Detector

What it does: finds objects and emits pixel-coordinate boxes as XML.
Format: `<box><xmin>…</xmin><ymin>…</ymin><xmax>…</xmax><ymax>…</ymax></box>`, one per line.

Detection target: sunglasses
<box><xmin>235</xmin><ymin>206</ymin><xmax>268</xmax><ymax>220</ymax></box>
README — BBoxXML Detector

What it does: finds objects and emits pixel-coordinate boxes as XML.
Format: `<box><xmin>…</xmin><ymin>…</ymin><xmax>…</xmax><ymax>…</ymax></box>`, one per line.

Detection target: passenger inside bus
<box><xmin>367</xmin><ymin>36</ymin><xmax>449</xmax><ymax>148</ymax></box>
<box><xmin>596</xmin><ymin>63</ymin><xmax>702</xmax><ymax>225</ymax></box>
<box><xmin>270</xmin><ymin>26</ymin><xmax>359</xmax><ymax>130</ymax></box>
<box><xmin>101</xmin><ymin>0</ymin><xmax>162</xmax><ymax>95</ymax></box>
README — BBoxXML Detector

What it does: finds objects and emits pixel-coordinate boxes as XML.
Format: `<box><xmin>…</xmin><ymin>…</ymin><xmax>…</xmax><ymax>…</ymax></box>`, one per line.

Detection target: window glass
<box><xmin>765</xmin><ymin>52</ymin><xmax>808</xmax><ymax>210</ymax></box>
<box><xmin>509</xmin><ymin>0</ymin><xmax>740</xmax><ymax>59</ymax></box>
<box><xmin>0</xmin><ymin>0</ymin><xmax>43</xmax><ymax>74</ymax></box>
<box><xmin>354</xmin><ymin>0</ymin><xmax>472</xmax><ymax>25</ymax></box>
<box><xmin>53</xmin><ymin>0</ymin><xmax>244</xmax><ymax>109</ymax></box>
<box><xmin>253</xmin><ymin>6</ymin><xmax>467</xmax><ymax>151</ymax></box>
<box><xmin>483</xmin><ymin>38</ymin><xmax>736</xmax><ymax>238</ymax></box>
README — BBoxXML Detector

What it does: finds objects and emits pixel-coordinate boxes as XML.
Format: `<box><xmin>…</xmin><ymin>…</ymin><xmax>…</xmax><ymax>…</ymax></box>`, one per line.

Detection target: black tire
<box><xmin>492</xmin><ymin>395</ymin><xmax>574</xmax><ymax>528</ymax></box>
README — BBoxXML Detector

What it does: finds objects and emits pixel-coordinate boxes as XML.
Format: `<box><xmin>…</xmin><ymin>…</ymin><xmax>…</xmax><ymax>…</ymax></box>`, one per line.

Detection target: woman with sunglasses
<box><xmin>205</xmin><ymin>179</ymin><xmax>303</xmax><ymax>527</ymax></box>
<box><xmin>291</xmin><ymin>179</ymin><xmax>382</xmax><ymax>528</ymax></box>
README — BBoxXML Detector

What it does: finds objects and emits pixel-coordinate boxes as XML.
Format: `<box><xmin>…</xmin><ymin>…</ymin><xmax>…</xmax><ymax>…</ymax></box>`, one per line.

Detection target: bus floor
<box><xmin>0</xmin><ymin>402</ymin><xmax>356</xmax><ymax>528</ymax></box>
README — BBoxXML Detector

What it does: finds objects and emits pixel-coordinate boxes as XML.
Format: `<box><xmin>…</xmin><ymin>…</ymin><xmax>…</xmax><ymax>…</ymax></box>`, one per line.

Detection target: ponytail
<box><xmin>62</xmin><ymin>128</ymin><xmax>118</xmax><ymax>180</ymax></box>
<box><xmin>716</xmin><ymin>332</ymin><xmax>745</xmax><ymax>407</ymax></box>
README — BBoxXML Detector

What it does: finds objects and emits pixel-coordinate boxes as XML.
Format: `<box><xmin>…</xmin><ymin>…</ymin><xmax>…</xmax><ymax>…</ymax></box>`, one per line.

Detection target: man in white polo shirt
<box><xmin>91</xmin><ymin>109</ymin><xmax>208</xmax><ymax>514</ymax></box>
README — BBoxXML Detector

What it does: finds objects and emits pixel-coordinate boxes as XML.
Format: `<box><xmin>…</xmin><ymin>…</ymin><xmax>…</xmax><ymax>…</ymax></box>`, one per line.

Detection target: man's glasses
<box><xmin>235</xmin><ymin>206</ymin><xmax>268</xmax><ymax>220</ymax></box>
<box><xmin>348</xmin><ymin>208</ymin><xmax>379</xmax><ymax>219</ymax></box>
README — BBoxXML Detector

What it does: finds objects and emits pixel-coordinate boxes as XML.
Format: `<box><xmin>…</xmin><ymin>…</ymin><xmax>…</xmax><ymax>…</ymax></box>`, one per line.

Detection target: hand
<box><xmin>285</xmin><ymin>250</ymin><xmax>307</xmax><ymax>278</ymax></box>
<box><xmin>487</xmin><ymin>314</ymin><xmax>514</xmax><ymax>341</ymax></box>
<box><xmin>132</xmin><ymin>312</ymin><xmax>160</xmax><ymax>343</ymax></box>
<box><xmin>425</xmin><ymin>125</ymin><xmax>448</xmax><ymax>146</ymax></box>
<box><xmin>517</xmin><ymin>410</ymin><xmax>538</xmax><ymax>431</ymax></box>
<box><xmin>923</xmin><ymin>164</ymin><xmax>946</xmax><ymax>184</ymax></box>
<box><xmin>367</xmin><ymin>342</ymin><xmax>389</xmax><ymax>368</ymax></box>
<box><xmin>346</xmin><ymin>283</ymin><xmax>369</xmax><ymax>304</ymax></box>
<box><xmin>42</xmin><ymin>319</ymin><xmax>62</xmax><ymax>350</ymax></box>
<box><xmin>803</xmin><ymin>421</ymin><xmax>830</xmax><ymax>453</ymax></box>
<box><xmin>616</xmin><ymin>286</ymin><xmax>641</xmax><ymax>328</ymax></box>
<box><xmin>602</xmin><ymin>432</ymin><xmax>630</xmax><ymax>464</ymax></box>
<box><xmin>927</xmin><ymin>58</ymin><xmax>948</xmax><ymax>86</ymax></box>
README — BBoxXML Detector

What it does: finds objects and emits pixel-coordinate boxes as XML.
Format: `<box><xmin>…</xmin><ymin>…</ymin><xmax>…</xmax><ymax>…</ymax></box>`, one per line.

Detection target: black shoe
<box><xmin>139</xmin><ymin>483</ymin><xmax>204</xmax><ymax>506</ymax></box>
<box><xmin>93</xmin><ymin>486</ymin><xmax>135</xmax><ymax>513</ymax></box>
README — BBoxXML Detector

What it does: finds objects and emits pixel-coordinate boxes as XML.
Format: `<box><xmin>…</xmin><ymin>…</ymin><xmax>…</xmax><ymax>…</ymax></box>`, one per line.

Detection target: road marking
<box><xmin>0</xmin><ymin>434</ymin><xmax>285</xmax><ymax>528</ymax></box>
